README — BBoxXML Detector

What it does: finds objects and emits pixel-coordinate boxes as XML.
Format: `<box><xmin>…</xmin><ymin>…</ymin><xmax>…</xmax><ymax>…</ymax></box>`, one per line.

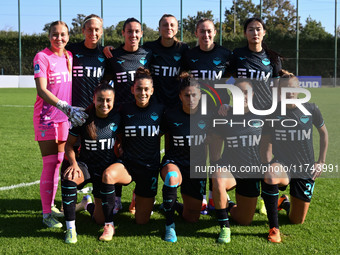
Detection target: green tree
<box><xmin>182</xmin><ymin>10</ymin><xmax>214</xmax><ymax>34</ymax></box>
<box><xmin>300</xmin><ymin>16</ymin><xmax>332</xmax><ymax>40</ymax></box>
<box><xmin>70</xmin><ymin>14</ymin><xmax>86</xmax><ymax>36</ymax></box>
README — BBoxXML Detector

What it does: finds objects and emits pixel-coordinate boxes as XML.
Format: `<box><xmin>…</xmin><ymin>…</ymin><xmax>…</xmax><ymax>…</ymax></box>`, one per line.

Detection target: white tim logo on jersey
<box><xmin>116</xmin><ymin>71</ymin><xmax>136</xmax><ymax>83</ymax></box>
<box><xmin>49</xmin><ymin>72</ymin><xmax>71</xmax><ymax>84</ymax></box>
<box><xmin>191</xmin><ymin>70</ymin><xmax>222</xmax><ymax>80</ymax></box>
<box><xmin>152</xmin><ymin>65</ymin><xmax>180</xmax><ymax>77</ymax></box>
<box><xmin>84</xmin><ymin>138</ymin><xmax>115</xmax><ymax>150</ymax></box>
<box><xmin>225</xmin><ymin>135</ymin><xmax>261</xmax><ymax>148</ymax></box>
<box><xmin>237</xmin><ymin>68</ymin><xmax>271</xmax><ymax>82</ymax></box>
<box><xmin>173</xmin><ymin>134</ymin><xmax>206</xmax><ymax>146</ymax></box>
<box><xmin>73</xmin><ymin>66</ymin><xmax>104</xmax><ymax>78</ymax></box>
<box><xmin>125</xmin><ymin>125</ymin><xmax>160</xmax><ymax>137</ymax></box>
<box><xmin>275</xmin><ymin>128</ymin><xmax>311</xmax><ymax>141</ymax></box>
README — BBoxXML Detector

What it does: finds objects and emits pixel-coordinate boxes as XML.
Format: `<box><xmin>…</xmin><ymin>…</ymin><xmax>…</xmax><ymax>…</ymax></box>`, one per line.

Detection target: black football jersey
<box><xmin>162</xmin><ymin>105</ymin><xmax>211</xmax><ymax>169</ymax></box>
<box><xmin>228</xmin><ymin>46</ymin><xmax>282</xmax><ymax>110</ymax></box>
<box><xmin>103</xmin><ymin>45</ymin><xmax>152</xmax><ymax>106</ymax></box>
<box><xmin>119</xmin><ymin>99</ymin><xmax>165</xmax><ymax>168</ymax></box>
<box><xmin>66</xmin><ymin>41</ymin><xmax>105</xmax><ymax>109</ymax></box>
<box><xmin>69</xmin><ymin>108</ymin><xmax>121</xmax><ymax>174</ymax></box>
<box><xmin>263</xmin><ymin>102</ymin><xmax>324</xmax><ymax>177</ymax></box>
<box><xmin>182</xmin><ymin>43</ymin><xmax>232</xmax><ymax>105</ymax></box>
<box><xmin>144</xmin><ymin>38</ymin><xmax>189</xmax><ymax>107</ymax></box>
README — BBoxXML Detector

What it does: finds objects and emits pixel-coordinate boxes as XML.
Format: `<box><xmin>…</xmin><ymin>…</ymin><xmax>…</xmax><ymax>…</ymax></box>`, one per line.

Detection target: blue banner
<box><xmin>297</xmin><ymin>76</ymin><xmax>322</xmax><ymax>88</ymax></box>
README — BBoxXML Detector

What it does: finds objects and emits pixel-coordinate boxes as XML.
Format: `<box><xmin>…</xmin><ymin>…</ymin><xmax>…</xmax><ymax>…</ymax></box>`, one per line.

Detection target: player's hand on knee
<box><xmin>103</xmin><ymin>46</ymin><xmax>114</xmax><ymax>58</ymax></box>
<box><xmin>63</xmin><ymin>165</ymin><xmax>82</xmax><ymax>180</ymax></box>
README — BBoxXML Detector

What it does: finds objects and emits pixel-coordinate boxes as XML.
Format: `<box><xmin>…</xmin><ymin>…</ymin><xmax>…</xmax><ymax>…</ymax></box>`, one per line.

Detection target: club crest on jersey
<box><xmin>117</xmin><ymin>60</ymin><xmax>125</xmax><ymax>64</ymax></box>
<box><xmin>249</xmin><ymin>120</ymin><xmax>262</xmax><ymax>128</ymax></box>
<box><xmin>110</xmin><ymin>123</ymin><xmax>118</xmax><ymax>132</ymax></box>
<box><xmin>98</xmin><ymin>56</ymin><xmax>105</xmax><ymax>62</ymax></box>
<box><xmin>173</xmin><ymin>122</ymin><xmax>182</xmax><ymax>127</ymax></box>
<box><xmin>262</xmin><ymin>58</ymin><xmax>271</xmax><ymax>66</ymax></box>
<box><xmin>213</xmin><ymin>58</ymin><xmax>221</xmax><ymax>66</ymax></box>
<box><xmin>40</xmin><ymin>129</ymin><xmax>46</xmax><ymax>137</ymax></box>
<box><xmin>75</xmin><ymin>54</ymin><xmax>84</xmax><ymax>58</ymax></box>
<box><xmin>198</xmin><ymin>120</ymin><xmax>206</xmax><ymax>129</ymax></box>
<box><xmin>174</xmin><ymin>54</ymin><xmax>181</xmax><ymax>62</ymax></box>
<box><xmin>191</xmin><ymin>59</ymin><xmax>199</xmax><ymax>63</ymax></box>
<box><xmin>150</xmin><ymin>112</ymin><xmax>159</xmax><ymax>121</ymax></box>
<box><xmin>300</xmin><ymin>116</ymin><xmax>310</xmax><ymax>124</ymax></box>
<box><xmin>34</xmin><ymin>64</ymin><xmax>40</xmax><ymax>74</ymax></box>
<box><xmin>140</xmin><ymin>57</ymin><xmax>147</xmax><ymax>65</ymax></box>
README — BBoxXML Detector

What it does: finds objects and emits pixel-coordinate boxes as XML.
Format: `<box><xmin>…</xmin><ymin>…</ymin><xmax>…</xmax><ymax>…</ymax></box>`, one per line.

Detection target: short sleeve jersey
<box><xmin>103</xmin><ymin>45</ymin><xmax>152</xmax><ymax>106</ymax></box>
<box><xmin>144</xmin><ymin>38</ymin><xmax>189</xmax><ymax>107</ymax></box>
<box><xmin>162</xmin><ymin>105</ymin><xmax>210</xmax><ymax>168</ymax></box>
<box><xmin>228</xmin><ymin>46</ymin><xmax>282</xmax><ymax>110</ymax></box>
<box><xmin>263</xmin><ymin>102</ymin><xmax>324</xmax><ymax>173</ymax></box>
<box><xmin>66</xmin><ymin>41</ymin><xmax>105</xmax><ymax>109</ymax></box>
<box><xmin>119</xmin><ymin>99</ymin><xmax>165</xmax><ymax>169</ymax></box>
<box><xmin>69</xmin><ymin>108</ymin><xmax>121</xmax><ymax>174</ymax></box>
<box><xmin>33</xmin><ymin>48</ymin><xmax>72</xmax><ymax>124</ymax></box>
<box><xmin>182</xmin><ymin>44</ymin><xmax>232</xmax><ymax>105</ymax></box>
<box><xmin>213</xmin><ymin>112</ymin><xmax>264</xmax><ymax>176</ymax></box>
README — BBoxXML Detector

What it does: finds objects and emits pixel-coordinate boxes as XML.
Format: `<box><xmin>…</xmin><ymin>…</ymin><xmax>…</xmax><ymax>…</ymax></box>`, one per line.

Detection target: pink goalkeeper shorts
<box><xmin>34</xmin><ymin>121</ymin><xmax>69</xmax><ymax>142</ymax></box>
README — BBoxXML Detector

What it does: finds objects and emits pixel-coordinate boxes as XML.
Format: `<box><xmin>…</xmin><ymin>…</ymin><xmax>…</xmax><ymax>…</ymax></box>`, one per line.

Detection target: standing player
<box><xmin>160</xmin><ymin>72</ymin><xmax>210</xmax><ymax>242</ymax></box>
<box><xmin>210</xmin><ymin>79</ymin><xmax>265</xmax><ymax>243</ymax></box>
<box><xmin>102</xmin><ymin>18</ymin><xmax>152</xmax><ymax>212</ymax></box>
<box><xmin>33</xmin><ymin>21</ymin><xmax>86</xmax><ymax>228</ymax></box>
<box><xmin>143</xmin><ymin>14</ymin><xmax>189</xmax><ymax>107</ymax></box>
<box><xmin>61</xmin><ymin>14</ymin><xmax>106</xmax><ymax>212</ymax></box>
<box><xmin>261</xmin><ymin>70</ymin><xmax>328</xmax><ymax>243</ymax></box>
<box><xmin>98</xmin><ymin>68</ymin><xmax>164</xmax><ymax>241</ymax></box>
<box><xmin>66</xmin><ymin>14</ymin><xmax>105</xmax><ymax>109</ymax></box>
<box><xmin>227</xmin><ymin>17</ymin><xmax>283</xmax><ymax>215</ymax></box>
<box><xmin>61</xmin><ymin>82</ymin><xmax>120</xmax><ymax>244</ymax></box>
<box><xmin>181</xmin><ymin>18</ymin><xmax>232</xmax><ymax>214</ymax></box>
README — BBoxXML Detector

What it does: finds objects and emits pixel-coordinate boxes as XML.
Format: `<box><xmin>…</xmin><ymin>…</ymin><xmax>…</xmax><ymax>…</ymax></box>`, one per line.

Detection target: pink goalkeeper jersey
<box><xmin>33</xmin><ymin>48</ymin><xmax>73</xmax><ymax>125</ymax></box>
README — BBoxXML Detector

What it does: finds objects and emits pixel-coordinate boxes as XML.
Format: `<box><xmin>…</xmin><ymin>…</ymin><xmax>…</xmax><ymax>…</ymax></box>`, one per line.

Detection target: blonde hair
<box><xmin>159</xmin><ymin>14</ymin><xmax>179</xmax><ymax>42</ymax></box>
<box><xmin>49</xmin><ymin>21</ymin><xmax>72</xmax><ymax>75</ymax></box>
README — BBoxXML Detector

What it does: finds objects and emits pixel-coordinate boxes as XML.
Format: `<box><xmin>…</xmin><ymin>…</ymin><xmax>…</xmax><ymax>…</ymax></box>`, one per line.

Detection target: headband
<box><xmin>83</xmin><ymin>17</ymin><xmax>103</xmax><ymax>27</ymax></box>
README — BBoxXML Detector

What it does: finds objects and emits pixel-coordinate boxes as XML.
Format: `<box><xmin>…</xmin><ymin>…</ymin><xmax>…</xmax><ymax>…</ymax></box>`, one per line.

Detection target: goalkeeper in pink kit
<box><xmin>33</xmin><ymin>20</ymin><xmax>87</xmax><ymax>228</ymax></box>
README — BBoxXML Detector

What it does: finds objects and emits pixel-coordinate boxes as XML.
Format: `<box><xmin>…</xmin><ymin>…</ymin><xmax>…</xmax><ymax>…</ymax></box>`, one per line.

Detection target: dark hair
<box><xmin>82</xmin><ymin>14</ymin><xmax>103</xmax><ymax>28</ymax></box>
<box><xmin>278</xmin><ymin>69</ymin><xmax>299</xmax><ymax>88</ymax></box>
<box><xmin>243</xmin><ymin>17</ymin><xmax>283</xmax><ymax>65</ymax></box>
<box><xmin>86</xmin><ymin>81</ymin><xmax>115</xmax><ymax>140</ymax></box>
<box><xmin>48</xmin><ymin>21</ymin><xmax>72</xmax><ymax>75</ymax></box>
<box><xmin>179</xmin><ymin>72</ymin><xmax>200</xmax><ymax>92</ymax></box>
<box><xmin>234</xmin><ymin>78</ymin><xmax>253</xmax><ymax>88</ymax></box>
<box><xmin>134</xmin><ymin>67</ymin><xmax>153</xmax><ymax>85</ymax></box>
<box><xmin>195</xmin><ymin>18</ymin><xmax>215</xmax><ymax>32</ymax></box>
<box><xmin>123</xmin><ymin>18</ymin><xmax>141</xmax><ymax>31</ymax></box>
<box><xmin>158</xmin><ymin>14</ymin><xmax>179</xmax><ymax>42</ymax></box>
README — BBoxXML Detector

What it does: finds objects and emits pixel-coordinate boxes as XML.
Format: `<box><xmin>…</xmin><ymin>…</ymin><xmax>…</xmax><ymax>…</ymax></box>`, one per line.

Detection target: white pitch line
<box><xmin>0</xmin><ymin>105</ymin><xmax>33</xmax><ymax>108</ymax></box>
<box><xmin>0</xmin><ymin>150</ymin><xmax>166</xmax><ymax>192</ymax></box>
<box><xmin>0</xmin><ymin>180</ymin><xmax>40</xmax><ymax>191</ymax></box>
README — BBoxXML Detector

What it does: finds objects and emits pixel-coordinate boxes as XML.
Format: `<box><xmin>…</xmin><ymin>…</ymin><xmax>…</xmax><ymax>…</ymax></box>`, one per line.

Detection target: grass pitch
<box><xmin>0</xmin><ymin>88</ymin><xmax>339</xmax><ymax>254</ymax></box>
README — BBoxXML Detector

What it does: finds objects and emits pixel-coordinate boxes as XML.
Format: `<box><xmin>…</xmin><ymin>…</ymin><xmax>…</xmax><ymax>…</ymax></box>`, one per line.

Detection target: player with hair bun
<box><xmin>61</xmin><ymin>82</ymin><xmax>120</xmax><ymax>244</ymax></box>
<box><xmin>102</xmin><ymin>18</ymin><xmax>153</xmax><ymax>213</ymax></box>
<box><xmin>33</xmin><ymin>20</ymin><xmax>87</xmax><ymax>229</ymax></box>
<box><xmin>160</xmin><ymin>72</ymin><xmax>211</xmax><ymax>243</ymax></box>
<box><xmin>98</xmin><ymin>67</ymin><xmax>165</xmax><ymax>241</ymax></box>
<box><xmin>260</xmin><ymin>70</ymin><xmax>328</xmax><ymax>243</ymax></box>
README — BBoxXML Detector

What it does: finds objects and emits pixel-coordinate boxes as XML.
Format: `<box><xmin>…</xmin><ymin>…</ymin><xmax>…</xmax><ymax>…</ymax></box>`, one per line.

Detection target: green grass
<box><xmin>0</xmin><ymin>88</ymin><xmax>339</xmax><ymax>254</ymax></box>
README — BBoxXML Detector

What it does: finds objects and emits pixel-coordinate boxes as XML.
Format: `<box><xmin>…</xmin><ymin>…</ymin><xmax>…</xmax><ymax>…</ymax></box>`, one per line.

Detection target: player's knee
<box><xmin>164</xmin><ymin>171</ymin><xmax>179</xmax><ymax>187</ymax></box>
<box><xmin>102</xmin><ymin>168</ymin><xmax>116</xmax><ymax>184</ymax></box>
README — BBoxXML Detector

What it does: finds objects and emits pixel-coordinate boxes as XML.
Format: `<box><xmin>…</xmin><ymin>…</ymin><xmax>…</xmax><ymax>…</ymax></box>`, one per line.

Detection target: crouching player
<box><xmin>209</xmin><ymin>79</ymin><xmax>265</xmax><ymax>243</ymax></box>
<box><xmin>61</xmin><ymin>82</ymin><xmax>121</xmax><ymax>243</ymax></box>
<box><xmin>98</xmin><ymin>68</ymin><xmax>165</xmax><ymax>241</ymax></box>
<box><xmin>160</xmin><ymin>72</ymin><xmax>211</xmax><ymax>242</ymax></box>
<box><xmin>261</xmin><ymin>70</ymin><xmax>328</xmax><ymax>243</ymax></box>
